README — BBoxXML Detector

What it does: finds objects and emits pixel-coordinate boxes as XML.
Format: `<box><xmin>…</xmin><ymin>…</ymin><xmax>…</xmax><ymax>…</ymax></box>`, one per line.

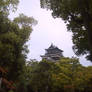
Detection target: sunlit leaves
<box><xmin>0</xmin><ymin>0</ymin><xmax>19</xmax><ymax>16</ymax></box>
<box><xmin>14</xmin><ymin>14</ymin><xmax>38</xmax><ymax>28</ymax></box>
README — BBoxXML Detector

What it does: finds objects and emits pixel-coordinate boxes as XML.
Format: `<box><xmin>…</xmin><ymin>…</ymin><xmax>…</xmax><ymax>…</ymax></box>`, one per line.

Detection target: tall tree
<box><xmin>0</xmin><ymin>0</ymin><xmax>38</xmax><ymax>91</ymax></box>
<box><xmin>0</xmin><ymin>15</ymin><xmax>37</xmax><ymax>92</ymax></box>
<box><xmin>40</xmin><ymin>0</ymin><xmax>92</xmax><ymax>61</ymax></box>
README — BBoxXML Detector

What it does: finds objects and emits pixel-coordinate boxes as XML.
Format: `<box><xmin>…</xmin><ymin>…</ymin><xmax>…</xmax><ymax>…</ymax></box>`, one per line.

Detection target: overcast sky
<box><xmin>10</xmin><ymin>0</ymin><xmax>92</xmax><ymax>66</ymax></box>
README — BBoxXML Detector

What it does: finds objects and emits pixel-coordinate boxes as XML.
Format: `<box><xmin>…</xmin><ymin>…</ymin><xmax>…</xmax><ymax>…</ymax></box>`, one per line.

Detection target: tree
<box><xmin>0</xmin><ymin>0</ymin><xmax>38</xmax><ymax>92</ymax></box>
<box><xmin>24</xmin><ymin>57</ymin><xmax>92</xmax><ymax>92</ymax></box>
<box><xmin>40</xmin><ymin>0</ymin><xmax>92</xmax><ymax>61</ymax></box>
<box><xmin>26</xmin><ymin>57</ymin><xmax>82</xmax><ymax>92</ymax></box>
<box><xmin>27</xmin><ymin>60</ymin><xmax>52</xmax><ymax>92</ymax></box>
<box><xmin>53</xmin><ymin>57</ymin><xmax>81</xmax><ymax>92</ymax></box>
<box><xmin>0</xmin><ymin>11</ymin><xmax>37</xmax><ymax>92</ymax></box>
<box><xmin>0</xmin><ymin>13</ymin><xmax>37</xmax><ymax>78</ymax></box>
<box><xmin>0</xmin><ymin>0</ymin><xmax>19</xmax><ymax>15</ymax></box>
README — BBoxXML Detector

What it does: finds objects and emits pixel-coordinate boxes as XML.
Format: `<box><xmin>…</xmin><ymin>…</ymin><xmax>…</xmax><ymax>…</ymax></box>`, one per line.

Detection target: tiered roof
<box><xmin>45</xmin><ymin>44</ymin><xmax>63</xmax><ymax>52</ymax></box>
<box><xmin>41</xmin><ymin>44</ymin><xmax>63</xmax><ymax>61</ymax></box>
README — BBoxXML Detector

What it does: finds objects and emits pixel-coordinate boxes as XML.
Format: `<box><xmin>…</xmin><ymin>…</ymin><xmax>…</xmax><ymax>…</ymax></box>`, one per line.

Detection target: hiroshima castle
<box><xmin>41</xmin><ymin>44</ymin><xmax>63</xmax><ymax>61</ymax></box>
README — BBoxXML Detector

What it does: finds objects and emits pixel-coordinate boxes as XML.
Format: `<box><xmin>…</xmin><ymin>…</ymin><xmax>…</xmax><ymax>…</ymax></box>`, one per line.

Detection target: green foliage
<box><xmin>0</xmin><ymin>0</ymin><xmax>19</xmax><ymax>16</ymax></box>
<box><xmin>26</xmin><ymin>61</ymin><xmax>52</xmax><ymax>92</ymax></box>
<box><xmin>0</xmin><ymin>1</ymin><xmax>37</xmax><ymax>91</ymax></box>
<box><xmin>25</xmin><ymin>57</ymin><xmax>92</xmax><ymax>92</ymax></box>
<box><xmin>14</xmin><ymin>14</ymin><xmax>37</xmax><ymax>27</ymax></box>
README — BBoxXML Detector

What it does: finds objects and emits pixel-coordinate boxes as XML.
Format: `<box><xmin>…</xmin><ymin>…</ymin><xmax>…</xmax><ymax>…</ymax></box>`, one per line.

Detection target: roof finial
<box><xmin>51</xmin><ymin>43</ymin><xmax>53</xmax><ymax>46</ymax></box>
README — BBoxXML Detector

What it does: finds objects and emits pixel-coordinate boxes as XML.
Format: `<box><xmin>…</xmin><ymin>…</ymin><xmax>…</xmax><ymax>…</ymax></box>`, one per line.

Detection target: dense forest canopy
<box><xmin>21</xmin><ymin>58</ymin><xmax>92</xmax><ymax>92</ymax></box>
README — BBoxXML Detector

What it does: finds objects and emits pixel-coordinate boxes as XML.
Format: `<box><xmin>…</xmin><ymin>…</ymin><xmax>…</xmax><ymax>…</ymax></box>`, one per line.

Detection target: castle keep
<box><xmin>41</xmin><ymin>44</ymin><xmax>63</xmax><ymax>61</ymax></box>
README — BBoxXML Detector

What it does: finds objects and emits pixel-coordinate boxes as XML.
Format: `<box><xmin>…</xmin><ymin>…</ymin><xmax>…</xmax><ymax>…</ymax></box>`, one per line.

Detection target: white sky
<box><xmin>9</xmin><ymin>0</ymin><xmax>92</xmax><ymax>66</ymax></box>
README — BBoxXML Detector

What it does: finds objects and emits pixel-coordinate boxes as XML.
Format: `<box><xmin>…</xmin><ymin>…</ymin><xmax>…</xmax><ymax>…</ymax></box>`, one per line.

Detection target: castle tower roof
<box><xmin>45</xmin><ymin>44</ymin><xmax>63</xmax><ymax>52</ymax></box>
<box><xmin>41</xmin><ymin>44</ymin><xmax>63</xmax><ymax>61</ymax></box>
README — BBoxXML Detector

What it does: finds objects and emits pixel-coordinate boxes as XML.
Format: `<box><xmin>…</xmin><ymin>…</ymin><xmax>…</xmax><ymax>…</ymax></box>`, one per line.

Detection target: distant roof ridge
<box><xmin>46</xmin><ymin>43</ymin><xmax>63</xmax><ymax>52</ymax></box>
<box><xmin>49</xmin><ymin>43</ymin><xmax>56</xmax><ymax>48</ymax></box>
